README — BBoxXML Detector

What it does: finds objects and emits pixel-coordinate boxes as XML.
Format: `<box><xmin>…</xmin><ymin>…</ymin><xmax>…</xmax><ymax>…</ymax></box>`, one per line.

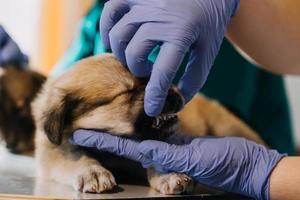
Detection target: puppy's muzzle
<box><xmin>152</xmin><ymin>114</ymin><xmax>178</xmax><ymax>129</ymax></box>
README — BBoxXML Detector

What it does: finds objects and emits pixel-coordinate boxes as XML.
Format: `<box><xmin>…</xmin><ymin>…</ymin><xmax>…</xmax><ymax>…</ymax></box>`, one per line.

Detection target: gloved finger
<box><xmin>144</xmin><ymin>43</ymin><xmax>187</xmax><ymax>116</ymax></box>
<box><xmin>109</xmin><ymin>8</ymin><xmax>141</xmax><ymax>65</ymax></box>
<box><xmin>138</xmin><ymin>140</ymin><xmax>192</xmax><ymax>173</ymax></box>
<box><xmin>70</xmin><ymin>129</ymin><xmax>148</xmax><ymax>163</ymax></box>
<box><xmin>178</xmin><ymin>46</ymin><xmax>214</xmax><ymax>102</ymax></box>
<box><xmin>0</xmin><ymin>39</ymin><xmax>22</xmax><ymax>65</ymax></box>
<box><xmin>100</xmin><ymin>0</ymin><xmax>130</xmax><ymax>50</ymax></box>
<box><xmin>0</xmin><ymin>26</ymin><xmax>9</xmax><ymax>47</ymax></box>
<box><xmin>125</xmin><ymin>23</ymin><xmax>162</xmax><ymax>77</ymax></box>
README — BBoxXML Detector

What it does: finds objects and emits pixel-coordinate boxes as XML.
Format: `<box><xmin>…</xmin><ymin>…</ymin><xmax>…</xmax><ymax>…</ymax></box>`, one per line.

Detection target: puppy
<box><xmin>0</xmin><ymin>65</ymin><xmax>45</xmax><ymax>154</ymax></box>
<box><xmin>32</xmin><ymin>54</ymin><xmax>265</xmax><ymax>194</ymax></box>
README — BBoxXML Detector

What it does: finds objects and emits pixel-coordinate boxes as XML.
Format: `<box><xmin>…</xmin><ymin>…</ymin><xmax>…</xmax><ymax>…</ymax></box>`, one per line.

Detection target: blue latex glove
<box><xmin>70</xmin><ymin>130</ymin><xmax>286</xmax><ymax>200</ymax></box>
<box><xmin>0</xmin><ymin>26</ymin><xmax>28</xmax><ymax>66</ymax></box>
<box><xmin>100</xmin><ymin>0</ymin><xmax>240</xmax><ymax>116</ymax></box>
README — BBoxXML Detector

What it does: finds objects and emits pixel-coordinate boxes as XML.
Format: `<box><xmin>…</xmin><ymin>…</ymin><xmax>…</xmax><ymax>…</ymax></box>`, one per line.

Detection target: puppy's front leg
<box><xmin>71</xmin><ymin>155</ymin><xmax>116</xmax><ymax>193</ymax></box>
<box><xmin>36</xmin><ymin>142</ymin><xmax>116</xmax><ymax>193</ymax></box>
<box><xmin>147</xmin><ymin>168</ymin><xmax>194</xmax><ymax>194</ymax></box>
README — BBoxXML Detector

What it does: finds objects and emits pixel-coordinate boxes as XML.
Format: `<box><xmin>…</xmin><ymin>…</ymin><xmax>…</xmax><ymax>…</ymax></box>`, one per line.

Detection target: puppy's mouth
<box><xmin>152</xmin><ymin>114</ymin><xmax>178</xmax><ymax>130</ymax></box>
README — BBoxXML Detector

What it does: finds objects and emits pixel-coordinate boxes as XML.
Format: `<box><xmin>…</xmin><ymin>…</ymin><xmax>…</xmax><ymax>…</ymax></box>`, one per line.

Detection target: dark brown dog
<box><xmin>0</xmin><ymin>65</ymin><xmax>45</xmax><ymax>154</ymax></box>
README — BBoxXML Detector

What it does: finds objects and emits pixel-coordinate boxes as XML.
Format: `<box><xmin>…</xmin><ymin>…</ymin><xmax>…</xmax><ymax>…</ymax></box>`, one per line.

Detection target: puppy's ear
<box><xmin>43</xmin><ymin>94</ymin><xmax>78</xmax><ymax>145</ymax></box>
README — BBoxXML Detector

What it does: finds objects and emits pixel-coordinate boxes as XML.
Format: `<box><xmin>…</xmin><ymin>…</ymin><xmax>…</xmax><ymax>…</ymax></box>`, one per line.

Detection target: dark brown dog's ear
<box><xmin>31</xmin><ymin>72</ymin><xmax>46</xmax><ymax>90</ymax></box>
<box><xmin>43</xmin><ymin>94</ymin><xmax>78</xmax><ymax>145</ymax></box>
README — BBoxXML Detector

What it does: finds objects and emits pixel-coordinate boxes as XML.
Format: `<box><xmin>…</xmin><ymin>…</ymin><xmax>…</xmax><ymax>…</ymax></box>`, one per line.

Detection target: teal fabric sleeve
<box><xmin>51</xmin><ymin>1</ymin><xmax>106</xmax><ymax>76</ymax></box>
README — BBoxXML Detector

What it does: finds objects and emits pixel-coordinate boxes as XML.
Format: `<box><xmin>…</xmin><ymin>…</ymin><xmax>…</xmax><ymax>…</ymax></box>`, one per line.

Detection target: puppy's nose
<box><xmin>161</xmin><ymin>86</ymin><xmax>184</xmax><ymax>114</ymax></box>
<box><xmin>6</xmin><ymin>142</ymin><xmax>16</xmax><ymax>149</ymax></box>
<box><xmin>6</xmin><ymin>142</ymin><xmax>21</xmax><ymax>154</ymax></box>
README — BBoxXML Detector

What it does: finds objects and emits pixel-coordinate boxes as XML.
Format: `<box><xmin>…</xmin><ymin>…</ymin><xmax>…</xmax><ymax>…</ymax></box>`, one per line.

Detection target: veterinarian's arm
<box><xmin>70</xmin><ymin>130</ymin><xmax>286</xmax><ymax>200</ymax></box>
<box><xmin>0</xmin><ymin>26</ymin><xmax>28</xmax><ymax>66</ymax></box>
<box><xmin>269</xmin><ymin>157</ymin><xmax>300</xmax><ymax>200</ymax></box>
<box><xmin>227</xmin><ymin>0</ymin><xmax>300</xmax><ymax>74</ymax></box>
<box><xmin>100</xmin><ymin>0</ymin><xmax>240</xmax><ymax>116</ymax></box>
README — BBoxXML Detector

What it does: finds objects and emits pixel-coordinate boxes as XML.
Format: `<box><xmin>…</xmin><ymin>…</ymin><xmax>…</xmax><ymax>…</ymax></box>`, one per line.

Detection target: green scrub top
<box><xmin>52</xmin><ymin>0</ymin><xmax>296</xmax><ymax>155</ymax></box>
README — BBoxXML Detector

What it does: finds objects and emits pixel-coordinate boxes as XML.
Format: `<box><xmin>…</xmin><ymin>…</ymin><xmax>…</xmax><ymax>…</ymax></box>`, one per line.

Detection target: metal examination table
<box><xmin>0</xmin><ymin>144</ymin><xmax>252</xmax><ymax>200</ymax></box>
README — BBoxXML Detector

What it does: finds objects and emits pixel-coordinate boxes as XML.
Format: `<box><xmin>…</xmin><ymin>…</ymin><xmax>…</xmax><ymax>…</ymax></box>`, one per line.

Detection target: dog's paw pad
<box><xmin>73</xmin><ymin>165</ymin><xmax>116</xmax><ymax>193</ymax></box>
<box><xmin>159</xmin><ymin>173</ymin><xmax>193</xmax><ymax>195</ymax></box>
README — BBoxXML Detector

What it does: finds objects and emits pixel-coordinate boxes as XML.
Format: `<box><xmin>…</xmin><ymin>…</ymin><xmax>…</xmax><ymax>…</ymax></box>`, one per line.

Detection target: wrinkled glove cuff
<box><xmin>260</xmin><ymin>152</ymin><xmax>287</xmax><ymax>200</ymax></box>
<box><xmin>231</xmin><ymin>0</ymin><xmax>241</xmax><ymax>17</ymax></box>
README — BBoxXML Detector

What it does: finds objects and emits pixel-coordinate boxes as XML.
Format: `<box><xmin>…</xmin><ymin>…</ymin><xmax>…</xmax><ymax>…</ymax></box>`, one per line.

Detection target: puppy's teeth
<box><xmin>156</xmin><ymin>117</ymin><xmax>161</xmax><ymax>126</ymax></box>
<box><xmin>153</xmin><ymin>114</ymin><xmax>177</xmax><ymax>129</ymax></box>
<box><xmin>153</xmin><ymin>116</ymin><xmax>161</xmax><ymax>128</ymax></box>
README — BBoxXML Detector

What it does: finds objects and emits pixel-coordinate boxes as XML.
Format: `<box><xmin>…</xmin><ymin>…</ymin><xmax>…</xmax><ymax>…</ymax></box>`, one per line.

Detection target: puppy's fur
<box><xmin>33</xmin><ymin>54</ymin><xmax>265</xmax><ymax>194</ymax></box>
<box><xmin>0</xmin><ymin>65</ymin><xmax>45</xmax><ymax>154</ymax></box>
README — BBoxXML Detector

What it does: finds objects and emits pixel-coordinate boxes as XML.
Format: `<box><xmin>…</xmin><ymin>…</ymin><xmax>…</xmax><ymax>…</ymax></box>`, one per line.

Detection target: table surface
<box><xmin>0</xmin><ymin>143</ymin><xmax>251</xmax><ymax>200</ymax></box>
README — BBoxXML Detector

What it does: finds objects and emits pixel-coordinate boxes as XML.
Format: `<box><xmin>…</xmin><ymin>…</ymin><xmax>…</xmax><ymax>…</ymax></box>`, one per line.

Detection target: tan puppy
<box><xmin>32</xmin><ymin>54</ymin><xmax>264</xmax><ymax>194</ymax></box>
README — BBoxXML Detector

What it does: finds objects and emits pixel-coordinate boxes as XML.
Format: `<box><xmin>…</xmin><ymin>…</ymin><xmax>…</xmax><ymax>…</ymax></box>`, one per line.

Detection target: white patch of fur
<box><xmin>0</xmin><ymin>68</ymin><xmax>5</xmax><ymax>77</ymax></box>
<box><xmin>147</xmin><ymin>168</ymin><xmax>193</xmax><ymax>195</ymax></box>
<box><xmin>72</xmin><ymin>163</ymin><xmax>116</xmax><ymax>193</ymax></box>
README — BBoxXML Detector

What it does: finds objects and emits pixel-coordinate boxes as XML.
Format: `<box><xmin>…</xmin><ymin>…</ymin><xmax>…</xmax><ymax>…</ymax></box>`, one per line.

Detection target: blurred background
<box><xmin>0</xmin><ymin>0</ymin><xmax>93</xmax><ymax>73</ymax></box>
<box><xmin>0</xmin><ymin>0</ymin><xmax>299</xmax><ymax>149</ymax></box>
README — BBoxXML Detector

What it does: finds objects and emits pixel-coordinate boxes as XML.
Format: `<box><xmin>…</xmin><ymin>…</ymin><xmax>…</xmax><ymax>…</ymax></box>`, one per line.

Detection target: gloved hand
<box><xmin>0</xmin><ymin>26</ymin><xmax>28</xmax><ymax>66</ymax></box>
<box><xmin>70</xmin><ymin>130</ymin><xmax>286</xmax><ymax>200</ymax></box>
<box><xmin>100</xmin><ymin>0</ymin><xmax>240</xmax><ymax>116</ymax></box>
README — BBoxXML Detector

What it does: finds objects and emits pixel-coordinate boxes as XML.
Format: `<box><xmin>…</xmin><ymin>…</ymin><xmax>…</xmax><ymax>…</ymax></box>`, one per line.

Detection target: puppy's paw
<box><xmin>156</xmin><ymin>173</ymin><xmax>194</xmax><ymax>195</ymax></box>
<box><xmin>73</xmin><ymin>165</ymin><xmax>116</xmax><ymax>193</ymax></box>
